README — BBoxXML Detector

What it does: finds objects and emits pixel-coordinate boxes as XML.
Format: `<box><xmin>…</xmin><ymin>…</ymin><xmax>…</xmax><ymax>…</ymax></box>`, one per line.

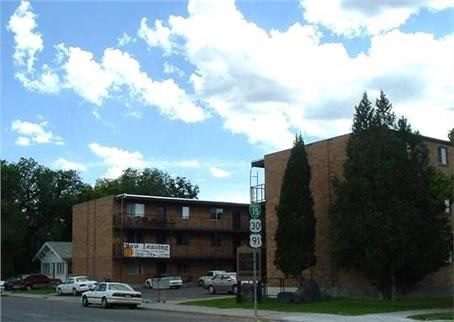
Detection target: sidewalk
<box><xmin>3</xmin><ymin>292</ymin><xmax>452</xmax><ymax>322</ymax></box>
<box><xmin>141</xmin><ymin>299</ymin><xmax>452</xmax><ymax>322</ymax></box>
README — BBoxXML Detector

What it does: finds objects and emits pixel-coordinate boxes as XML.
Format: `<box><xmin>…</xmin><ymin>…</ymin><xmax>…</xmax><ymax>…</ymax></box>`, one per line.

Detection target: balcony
<box><xmin>113</xmin><ymin>243</ymin><xmax>235</xmax><ymax>259</ymax></box>
<box><xmin>250</xmin><ymin>183</ymin><xmax>265</xmax><ymax>203</ymax></box>
<box><xmin>113</xmin><ymin>213</ymin><xmax>248</xmax><ymax>233</ymax></box>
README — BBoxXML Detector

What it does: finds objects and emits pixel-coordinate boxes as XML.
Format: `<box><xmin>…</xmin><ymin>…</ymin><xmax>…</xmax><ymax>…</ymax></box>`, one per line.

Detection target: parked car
<box><xmin>11</xmin><ymin>274</ymin><xmax>52</xmax><ymax>290</ymax></box>
<box><xmin>56</xmin><ymin>276</ymin><xmax>97</xmax><ymax>296</ymax></box>
<box><xmin>4</xmin><ymin>276</ymin><xmax>23</xmax><ymax>290</ymax></box>
<box><xmin>81</xmin><ymin>282</ymin><xmax>142</xmax><ymax>309</ymax></box>
<box><xmin>198</xmin><ymin>270</ymin><xmax>226</xmax><ymax>287</ymax></box>
<box><xmin>206</xmin><ymin>272</ymin><xmax>238</xmax><ymax>295</ymax></box>
<box><xmin>144</xmin><ymin>275</ymin><xmax>182</xmax><ymax>289</ymax></box>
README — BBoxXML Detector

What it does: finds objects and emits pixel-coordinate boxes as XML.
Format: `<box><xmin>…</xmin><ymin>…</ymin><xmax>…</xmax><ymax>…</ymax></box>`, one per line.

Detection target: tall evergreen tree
<box><xmin>331</xmin><ymin>92</ymin><xmax>452</xmax><ymax>299</ymax></box>
<box><xmin>274</xmin><ymin>134</ymin><xmax>316</xmax><ymax>285</ymax></box>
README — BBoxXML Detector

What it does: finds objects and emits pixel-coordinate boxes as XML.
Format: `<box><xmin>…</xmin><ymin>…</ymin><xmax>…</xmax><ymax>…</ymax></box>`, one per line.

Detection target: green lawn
<box><xmin>183</xmin><ymin>297</ymin><xmax>453</xmax><ymax>316</ymax></box>
<box><xmin>407</xmin><ymin>312</ymin><xmax>453</xmax><ymax>320</ymax></box>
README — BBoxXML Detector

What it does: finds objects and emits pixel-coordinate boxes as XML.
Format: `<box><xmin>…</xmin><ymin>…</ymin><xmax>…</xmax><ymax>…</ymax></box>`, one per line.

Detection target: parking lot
<box><xmin>136</xmin><ymin>282</ymin><xmax>231</xmax><ymax>302</ymax></box>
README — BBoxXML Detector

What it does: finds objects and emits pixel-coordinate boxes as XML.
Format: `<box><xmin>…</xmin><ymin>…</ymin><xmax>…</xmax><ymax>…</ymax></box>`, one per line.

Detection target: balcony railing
<box><xmin>112</xmin><ymin>243</ymin><xmax>234</xmax><ymax>259</ymax></box>
<box><xmin>250</xmin><ymin>184</ymin><xmax>265</xmax><ymax>203</ymax></box>
<box><xmin>113</xmin><ymin>213</ymin><xmax>248</xmax><ymax>232</ymax></box>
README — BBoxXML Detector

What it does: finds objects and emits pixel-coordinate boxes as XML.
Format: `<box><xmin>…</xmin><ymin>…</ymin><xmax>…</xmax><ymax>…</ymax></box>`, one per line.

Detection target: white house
<box><xmin>33</xmin><ymin>242</ymin><xmax>72</xmax><ymax>282</ymax></box>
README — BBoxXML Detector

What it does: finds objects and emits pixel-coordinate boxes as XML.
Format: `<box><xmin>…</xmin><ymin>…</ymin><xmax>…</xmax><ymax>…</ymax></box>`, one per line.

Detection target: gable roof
<box><xmin>33</xmin><ymin>241</ymin><xmax>72</xmax><ymax>261</ymax></box>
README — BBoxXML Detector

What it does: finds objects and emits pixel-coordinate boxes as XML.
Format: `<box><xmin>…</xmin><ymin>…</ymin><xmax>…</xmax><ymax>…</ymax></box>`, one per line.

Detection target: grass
<box><xmin>183</xmin><ymin>297</ymin><xmax>453</xmax><ymax>316</ymax></box>
<box><xmin>407</xmin><ymin>312</ymin><xmax>453</xmax><ymax>320</ymax></box>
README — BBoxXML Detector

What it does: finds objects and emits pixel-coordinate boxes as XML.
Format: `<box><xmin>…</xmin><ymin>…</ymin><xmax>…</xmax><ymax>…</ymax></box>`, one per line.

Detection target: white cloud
<box><xmin>53</xmin><ymin>158</ymin><xmax>87</xmax><ymax>172</ymax></box>
<box><xmin>300</xmin><ymin>0</ymin><xmax>454</xmax><ymax>37</ymax></box>
<box><xmin>137</xmin><ymin>0</ymin><xmax>454</xmax><ymax>149</ymax></box>
<box><xmin>11</xmin><ymin>120</ymin><xmax>64</xmax><ymax>146</ymax></box>
<box><xmin>163</xmin><ymin>62</ymin><xmax>185</xmax><ymax>77</ymax></box>
<box><xmin>60</xmin><ymin>46</ymin><xmax>115</xmax><ymax>105</ymax></box>
<box><xmin>138</xmin><ymin>18</ymin><xmax>174</xmax><ymax>54</ymax></box>
<box><xmin>7</xmin><ymin>1</ymin><xmax>43</xmax><ymax>72</ymax></box>
<box><xmin>209</xmin><ymin>166</ymin><xmax>231</xmax><ymax>178</ymax></box>
<box><xmin>6</xmin><ymin>2</ymin><xmax>206</xmax><ymax>123</ymax></box>
<box><xmin>16</xmin><ymin>66</ymin><xmax>61</xmax><ymax>94</ymax></box>
<box><xmin>117</xmin><ymin>33</ymin><xmax>134</xmax><ymax>47</ymax></box>
<box><xmin>15</xmin><ymin>136</ymin><xmax>31</xmax><ymax>146</ymax></box>
<box><xmin>89</xmin><ymin>143</ymin><xmax>147</xmax><ymax>179</ymax></box>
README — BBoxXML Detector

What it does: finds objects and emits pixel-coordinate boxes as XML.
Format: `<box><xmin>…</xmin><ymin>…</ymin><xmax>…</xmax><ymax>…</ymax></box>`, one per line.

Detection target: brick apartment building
<box><xmin>72</xmin><ymin>194</ymin><xmax>249</xmax><ymax>285</ymax></box>
<box><xmin>251</xmin><ymin>134</ymin><xmax>453</xmax><ymax>297</ymax></box>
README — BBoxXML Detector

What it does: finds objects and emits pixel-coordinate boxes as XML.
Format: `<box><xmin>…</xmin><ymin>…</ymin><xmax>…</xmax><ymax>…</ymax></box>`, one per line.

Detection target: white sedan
<box><xmin>144</xmin><ymin>275</ymin><xmax>182</xmax><ymax>289</ymax></box>
<box><xmin>81</xmin><ymin>282</ymin><xmax>142</xmax><ymax>309</ymax></box>
<box><xmin>56</xmin><ymin>276</ymin><xmax>97</xmax><ymax>296</ymax></box>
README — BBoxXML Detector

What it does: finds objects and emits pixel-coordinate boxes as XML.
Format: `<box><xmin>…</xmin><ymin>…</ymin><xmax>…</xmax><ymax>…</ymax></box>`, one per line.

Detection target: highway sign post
<box><xmin>248</xmin><ymin>203</ymin><xmax>262</xmax><ymax>319</ymax></box>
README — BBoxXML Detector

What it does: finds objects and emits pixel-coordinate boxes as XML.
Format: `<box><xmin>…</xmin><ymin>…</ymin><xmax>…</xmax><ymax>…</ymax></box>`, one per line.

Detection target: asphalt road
<box><xmin>1</xmin><ymin>297</ymin><xmax>250</xmax><ymax>322</ymax></box>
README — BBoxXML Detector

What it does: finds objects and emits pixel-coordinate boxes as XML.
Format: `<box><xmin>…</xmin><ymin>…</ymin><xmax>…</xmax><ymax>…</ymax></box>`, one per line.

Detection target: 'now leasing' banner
<box><xmin>123</xmin><ymin>243</ymin><xmax>170</xmax><ymax>258</ymax></box>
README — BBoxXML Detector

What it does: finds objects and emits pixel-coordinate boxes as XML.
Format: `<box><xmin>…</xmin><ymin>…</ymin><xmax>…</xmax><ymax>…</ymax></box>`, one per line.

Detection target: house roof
<box><xmin>33</xmin><ymin>241</ymin><xmax>72</xmax><ymax>261</ymax></box>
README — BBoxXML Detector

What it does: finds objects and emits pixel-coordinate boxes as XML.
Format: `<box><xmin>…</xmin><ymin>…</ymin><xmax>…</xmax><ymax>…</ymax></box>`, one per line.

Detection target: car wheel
<box><xmin>208</xmin><ymin>285</ymin><xmax>215</xmax><ymax>294</ymax></box>
<box><xmin>232</xmin><ymin>285</ymin><xmax>238</xmax><ymax>295</ymax></box>
<box><xmin>101</xmin><ymin>297</ymin><xmax>109</xmax><ymax>309</ymax></box>
<box><xmin>147</xmin><ymin>281</ymin><xmax>152</xmax><ymax>289</ymax></box>
<box><xmin>129</xmin><ymin>304</ymin><xmax>137</xmax><ymax>309</ymax></box>
<box><xmin>57</xmin><ymin>288</ymin><xmax>63</xmax><ymax>296</ymax></box>
<box><xmin>72</xmin><ymin>288</ymin><xmax>78</xmax><ymax>296</ymax></box>
<box><xmin>81</xmin><ymin>296</ymin><xmax>89</xmax><ymax>307</ymax></box>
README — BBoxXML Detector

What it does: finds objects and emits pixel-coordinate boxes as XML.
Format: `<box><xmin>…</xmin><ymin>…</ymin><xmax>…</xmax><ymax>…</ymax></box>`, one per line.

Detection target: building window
<box><xmin>123</xmin><ymin>261</ymin><xmax>142</xmax><ymax>274</ymax></box>
<box><xmin>445</xmin><ymin>199</ymin><xmax>451</xmax><ymax>214</ymax></box>
<box><xmin>438</xmin><ymin>147</ymin><xmax>448</xmax><ymax>165</ymax></box>
<box><xmin>181</xmin><ymin>206</ymin><xmax>190</xmax><ymax>219</ymax></box>
<box><xmin>211</xmin><ymin>232</ymin><xmax>222</xmax><ymax>246</ymax></box>
<box><xmin>57</xmin><ymin>262</ymin><xmax>64</xmax><ymax>274</ymax></box>
<box><xmin>177</xmin><ymin>263</ymin><xmax>190</xmax><ymax>273</ymax></box>
<box><xmin>43</xmin><ymin>263</ymin><xmax>51</xmax><ymax>274</ymax></box>
<box><xmin>177</xmin><ymin>233</ymin><xmax>190</xmax><ymax>246</ymax></box>
<box><xmin>127</xmin><ymin>203</ymin><xmax>145</xmax><ymax>217</ymax></box>
<box><xmin>211</xmin><ymin>208</ymin><xmax>223</xmax><ymax>220</ymax></box>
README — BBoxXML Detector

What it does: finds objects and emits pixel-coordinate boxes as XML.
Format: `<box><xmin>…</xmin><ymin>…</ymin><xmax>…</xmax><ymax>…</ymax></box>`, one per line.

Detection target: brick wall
<box><xmin>72</xmin><ymin>196</ymin><xmax>116</xmax><ymax>281</ymax></box>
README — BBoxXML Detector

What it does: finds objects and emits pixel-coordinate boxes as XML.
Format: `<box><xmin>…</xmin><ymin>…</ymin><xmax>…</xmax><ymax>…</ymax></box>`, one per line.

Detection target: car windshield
<box><xmin>108</xmin><ymin>283</ymin><xmax>133</xmax><ymax>291</ymax></box>
<box><xmin>76</xmin><ymin>277</ymin><xmax>89</xmax><ymax>282</ymax></box>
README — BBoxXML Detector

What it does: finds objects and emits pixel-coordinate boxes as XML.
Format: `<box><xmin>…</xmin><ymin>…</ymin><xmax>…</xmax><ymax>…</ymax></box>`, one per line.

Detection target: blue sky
<box><xmin>2</xmin><ymin>0</ymin><xmax>454</xmax><ymax>202</ymax></box>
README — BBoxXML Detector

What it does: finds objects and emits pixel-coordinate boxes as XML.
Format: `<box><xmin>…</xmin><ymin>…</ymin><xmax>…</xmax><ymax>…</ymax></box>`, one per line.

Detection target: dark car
<box><xmin>4</xmin><ymin>276</ymin><xmax>23</xmax><ymax>290</ymax></box>
<box><xmin>8</xmin><ymin>274</ymin><xmax>52</xmax><ymax>290</ymax></box>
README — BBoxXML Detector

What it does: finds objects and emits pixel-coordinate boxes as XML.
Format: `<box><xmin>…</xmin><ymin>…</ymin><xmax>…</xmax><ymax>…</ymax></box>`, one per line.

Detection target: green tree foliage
<box><xmin>1</xmin><ymin>158</ymin><xmax>92</xmax><ymax>277</ymax></box>
<box><xmin>448</xmin><ymin>128</ymin><xmax>454</xmax><ymax>144</ymax></box>
<box><xmin>91</xmin><ymin>168</ymin><xmax>199</xmax><ymax>199</ymax></box>
<box><xmin>330</xmin><ymin>91</ymin><xmax>453</xmax><ymax>299</ymax></box>
<box><xmin>1</xmin><ymin>159</ymin><xmax>199</xmax><ymax>278</ymax></box>
<box><xmin>274</xmin><ymin>134</ymin><xmax>316</xmax><ymax>284</ymax></box>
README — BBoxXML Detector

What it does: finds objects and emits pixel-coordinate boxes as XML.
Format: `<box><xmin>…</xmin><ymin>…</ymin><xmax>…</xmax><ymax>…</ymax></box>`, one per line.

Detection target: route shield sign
<box><xmin>249</xmin><ymin>203</ymin><xmax>261</xmax><ymax>219</ymax></box>
<box><xmin>249</xmin><ymin>234</ymin><xmax>262</xmax><ymax>248</ymax></box>
<box><xmin>249</xmin><ymin>219</ymin><xmax>262</xmax><ymax>233</ymax></box>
